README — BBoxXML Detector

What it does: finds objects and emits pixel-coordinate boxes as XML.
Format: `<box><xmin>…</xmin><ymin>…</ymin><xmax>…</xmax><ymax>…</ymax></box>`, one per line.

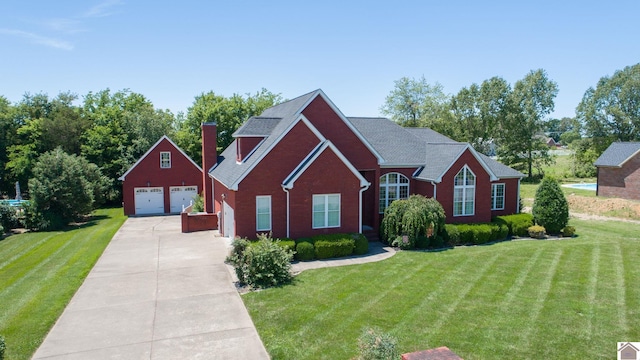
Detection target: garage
<box><xmin>170</xmin><ymin>186</ymin><xmax>198</xmax><ymax>213</ymax></box>
<box><xmin>134</xmin><ymin>187</ymin><xmax>164</xmax><ymax>215</ymax></box>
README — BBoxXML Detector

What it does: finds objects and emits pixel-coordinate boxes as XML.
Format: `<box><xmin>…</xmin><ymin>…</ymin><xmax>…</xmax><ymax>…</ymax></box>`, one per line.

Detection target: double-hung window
<box><xmin>313</xmin><ymin>194</ymin><xmax>340</xmax><ymax>229</ymax></box>
<box><xmin>453</xmin><ymin>166</ymin><xmax>475</xmax><ymax>216</ymax></box>
<box><xmin>256</xmin><ymin>196</ymin><xmax>271</xmax><ymax>231</ymax></box>
<box><xmin>160</xmin><ymin>152</ymin><xmax>171</xmax><ymax>169</ymax></box>
<box><xmin>491</xmin><ymin>183</ymin><xmax>505</xmax><ymax>210</ymax></box>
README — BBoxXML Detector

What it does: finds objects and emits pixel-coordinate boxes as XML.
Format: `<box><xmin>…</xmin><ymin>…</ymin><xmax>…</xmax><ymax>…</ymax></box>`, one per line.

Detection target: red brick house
<box><xmin>205</xmin><ymin>90</ymin><xmax>524</xmax><ymax>239</ymax></box>
<box><xmin>594</xmin><ymin>142</ymin><xmax>640</xmax><ymax>200</ymax></box>
<box><xmin>119</xmin><ymin>136</ymin><xmax>203</xmax><ymax>215</ymax></box>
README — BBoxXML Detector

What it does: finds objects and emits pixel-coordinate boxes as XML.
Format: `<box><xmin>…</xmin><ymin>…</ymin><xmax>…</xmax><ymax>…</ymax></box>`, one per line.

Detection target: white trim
<box><xmin>312</xmin><ymin>194</ymin><xmax>341</xmax><ymax>229</ymax></box>
<box><xmin>616</xmin><ymin>148</ymin><xmax>640</xmax><ymax>167</ymax></box>
<box><xmin>378</xmin><ymin>172</ymin><xmax>410</xmax><ymax>214</ymax></box>
<box><xmin>517</xmin><ymin>178</ymin><xmax>521</xmax><ymax>214</ymax></box>
<box><xmin>255</xmin><ymin>195</ymin><xmax>272</xmax><ymax>231</ymax></box>
<box><xmin>431</xmin><ymin>181</ymin><xmax>437</xmax><ymax>199</ymax></box>
<box><xmin>282</xmin><ymin>140</ymin><xmax>369</xmax><ymax>189</ymax></box>
<box><xmin>359</xmin><ymin>182</ymin><xmax>370</xmax><ymax>233</ymax></box>
<box><xmin>491</xmin><ymin>183</ymin><xmax>506</xmax><ymax>210</ymax></box>
<box><xmin>434</xmin><ymin>144</ymin><xmax>498</xmax><ymax>183</ymax></box>
<box><xmin>160</xmin><ymin>151</ymin><xmax>171</xmax><ymax>169</ymax></box>
<box><xmin>453</xmin><ymin>165</ymin><xmax>476</xmax><ymax>217</ymax></box>
<box><xmin>227</xmin><ymin>114</ymin><xmax>325</xmax><ymax>190</ymax></box>
<box><xmin>119</xmin><ymin>135</ymin><xmax>202</xmax><ymax>180</ymax></box>
<box><xmin>282</xmin><ymin>186</ymin><xmax>290</xmax><ymax>238</ymax></box>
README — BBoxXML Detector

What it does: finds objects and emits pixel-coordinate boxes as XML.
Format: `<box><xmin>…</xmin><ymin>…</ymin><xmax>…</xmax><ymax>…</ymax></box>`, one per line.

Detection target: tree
<box><xmin>380</xmin><ymin>76</ymin><xmax>450</xmax><ymax>129</ymax></box>
<box><xmin>0</xmin><ymin>96</ymin><xmax>18</xmax><ymax>195</ymax></box>
<box><xmin>450</xmin><ymin>77</ymin><xmax>511</xmax><ymax>155</ymax></box>
<box><xmin>577</xmin><ymin>63</ymin><xmax>640</xmax><ymax>154</ymax></box>
<box><xmin>380</xmin><ymin>195</ymin><xmax>446</xmax><ymax>249</ymax></box>
<box><xmin>497</xmin><ymin>69</ymin><xmax>558</xmax><ymax>178</ymax></box>
<box><xmin>175</xmin><ymin>89</ymin><xmax>282</xmax><ymax>163</ymax></box>
<box><xmin>532</xmin><ymin>177</ymin><xmax>568</xmax><ymax>234</ymax></box>
<box><xmin>28</xmin><ymin>148</ymin><xmax>109</xmax><ymax>230</ymax></box>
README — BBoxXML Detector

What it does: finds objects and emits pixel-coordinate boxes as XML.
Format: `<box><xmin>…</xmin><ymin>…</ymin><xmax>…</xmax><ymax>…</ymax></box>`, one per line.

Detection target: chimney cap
<box><xmin>201</xmin><ymin>122</ymin><xmax>217</xmax><ymax>126</ymax></box>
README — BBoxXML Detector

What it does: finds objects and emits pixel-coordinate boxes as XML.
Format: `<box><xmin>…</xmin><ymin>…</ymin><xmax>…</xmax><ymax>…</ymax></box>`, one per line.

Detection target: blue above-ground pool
<box><xmin>562</xmin><ymin>183</ymin><xmax>597</xmax><ymax>191</ymax></box>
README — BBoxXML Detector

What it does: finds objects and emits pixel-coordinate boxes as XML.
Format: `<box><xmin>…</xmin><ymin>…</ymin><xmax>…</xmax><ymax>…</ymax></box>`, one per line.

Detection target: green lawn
<box><xmin>243</xmin><ymin>218</ymin><xmax>640</xmax><ymax>359</ymax></box>
<box><xmin>0</xmin><ymin>208</ymin><xmax>126</xmax><ymax>360</ymax></box>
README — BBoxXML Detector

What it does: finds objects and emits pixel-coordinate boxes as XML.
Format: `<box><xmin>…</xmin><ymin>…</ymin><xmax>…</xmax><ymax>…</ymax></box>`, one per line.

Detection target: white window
<box><xmin>379</xmin><ymin>172</ymin><xmax>409</xmax><ymax>213</ymax></box>
<box><xmin>160</xmin><ymin>152</ymin><xmax>171</xmax><ymax>169</ymax></box>
<box><xmin>491</xmin><ymin>183</ymin><xmax>505</xmax><ymax>210</ymax></box>
<box><xmin>256</xmin><ymin>196</ymin><xmax>271</xmax><ymax>231</ymax></box>
<box><xmin>453</xmin><ymin>166</ymin><xmax>475</xmax><ymax>216</ymax></box>
<box><xmin>313</xmin><ymin>194</ymin><xmax>340</xmax><ymax>229</ymax></box>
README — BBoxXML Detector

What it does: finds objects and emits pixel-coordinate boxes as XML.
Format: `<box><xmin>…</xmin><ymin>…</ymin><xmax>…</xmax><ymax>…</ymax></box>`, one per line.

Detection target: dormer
<box><xmin>233</xmin><ymin>117</ymin><xmax>281</xmax><ymax>163</ymax></box>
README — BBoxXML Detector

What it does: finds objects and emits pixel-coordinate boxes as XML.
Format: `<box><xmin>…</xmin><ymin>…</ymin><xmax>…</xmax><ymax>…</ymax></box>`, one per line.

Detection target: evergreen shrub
<box><xmin>532</xmin><ymin>177</ymin><xmax>569</xmax><ymax>234</ymax></box>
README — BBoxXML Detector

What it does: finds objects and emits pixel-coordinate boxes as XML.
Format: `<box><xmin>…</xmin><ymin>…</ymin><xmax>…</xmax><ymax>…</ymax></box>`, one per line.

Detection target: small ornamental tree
<box><xmin>28</xmin><ymin>148</ymin><xmax>109</xmax><ymax>230</ymax></box>
<box><xmin>532</xmin><ymin>177</ymin><xmax>569</xmax><ymax>234</ymax></box>
<box><xmin>381</xmin><ymin>195</ymin><xmax>446</xmax><ymax>249</ymax></box>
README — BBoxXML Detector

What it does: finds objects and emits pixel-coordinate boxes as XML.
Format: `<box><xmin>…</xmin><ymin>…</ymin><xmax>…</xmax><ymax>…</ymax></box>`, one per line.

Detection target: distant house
<box><xmin>203</xmin><ymin>89</ymin><xmax>524</xmax><ymax>239</ymax></box>
<box><xmin>119</xmin><ymin>136</ymin><xmax>203</xmax><ymax>215</ymax></box>
<box><xmin>594</xmin><ymin>142</ymin><xmax>640</xmax><ymax>200</ymax></box>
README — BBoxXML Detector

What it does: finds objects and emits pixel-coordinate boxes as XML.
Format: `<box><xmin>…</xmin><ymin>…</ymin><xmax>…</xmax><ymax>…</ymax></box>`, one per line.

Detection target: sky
<box><xmin>1</xmin><ymin>1</ymin><xmax>639</xmax><ymax>120</ymax></box>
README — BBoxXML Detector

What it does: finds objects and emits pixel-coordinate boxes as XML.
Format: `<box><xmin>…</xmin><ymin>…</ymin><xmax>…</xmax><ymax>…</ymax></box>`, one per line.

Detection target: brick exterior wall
<box><xmin>236</xmin><ymin>137</ymin><xmax>263</xmax><ymax>162</ymax></box>
<box><xmin>598</xmin><ymin>155</ymin><xmax>640</xmax><ymax>200</ymax></box>
<box><xmin>122</xmin><ymin>138</ymin><xmax>202</xmax><ymax>216</ymax></box>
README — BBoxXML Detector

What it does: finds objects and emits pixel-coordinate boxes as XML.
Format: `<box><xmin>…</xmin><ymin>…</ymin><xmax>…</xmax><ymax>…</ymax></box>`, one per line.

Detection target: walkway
<box><xmin>33</xmin><ymin>216</ymin><xmax>269</xmax><ymax>360</ymax></box>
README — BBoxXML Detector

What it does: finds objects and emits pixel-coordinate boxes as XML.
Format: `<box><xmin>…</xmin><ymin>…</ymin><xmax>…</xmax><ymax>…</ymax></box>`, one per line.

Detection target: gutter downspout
<box><xmin>359</xmin><ymin>182</ymin><xmax>371</xmax><ymax>233</ymax></box>
<box><xmin>282</xmin><ymin>186</ymin><xmax>290</xmax><ymax>238</ymax></box>
<box><xmin>431</xmin><ymin>181</ymin><xmax>437</xmax><ymax>199</ymax></box>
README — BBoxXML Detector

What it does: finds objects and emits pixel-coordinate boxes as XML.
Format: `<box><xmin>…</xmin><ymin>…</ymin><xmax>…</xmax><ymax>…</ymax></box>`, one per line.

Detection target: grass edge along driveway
<box><xmin>0</xmin><ymin>208</ymin><xmax>126</xmax><ymax>360</ymax></box>
<box><xmin>243</xmin><ymin>218</ymin><xmax>640</xmax><ymax>359</ymax></box>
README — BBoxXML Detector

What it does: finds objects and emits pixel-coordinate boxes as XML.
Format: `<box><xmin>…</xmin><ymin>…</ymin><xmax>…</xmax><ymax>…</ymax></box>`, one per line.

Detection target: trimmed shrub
<box><xmin>275</xmin><ymin>238</ymin><xmax>296</xmax><ymax>253</ymax></box>
<box><xmin>415</xmin><ymin>235</ymin><xmax>430</xmax><ymax>249</ymax></box>
<box><xmin>226</xmin><ymin>237</ymin><xmax>251</xmax><ymax>282</ymax></box>
<box><xmin>381</xmin><ymin>195</ymin><xmax>446</xmax><ymax>249</ymax></box>
<box><xmin>0</xmin><ymin>203</ymin><xmax>19</xmax><ymax>231</ymax></box>
<box><xmin>0</xmin><ymin>334</ymin><xmax>5</xmax><ymax>360</ymax></box>
<box><xmin>315</xmin><ymin>239</ymin><xmax>355</xmax><ymax>259</ymax></box>
<box><xmin>430</xmin><ymin>235</ymin><xmax>445</xmax><ymax>249</ymax></box>
<box><xmin>295</xmin><ymin>241</ymin><xmax>315</xmax><ymax>261</ymax></box>
<box><xmin>494</xmin><ymin>223</ymin><xmax>509</xmax><ymax>240</ymax></box>
<box><xmin>353</xmin><ymin>233</ymin><xmax>369</xmax><ymax>255</ymax></box>
<box><xmin>528</xmin><ymin>225</ymin><xmax>546</xmax><ymax>239</ymax></box>
<box><xmin>494</xmin><ymin>213</ymin><xmax>534</xmax><ymax>236</ymax></box>
<box><xmin>443</xmin><ymin>224</ymin><xmax>461</xmax><ymax>245</ymax></box>
<box><xmin>532</xmin><ymin>177</ymin><xmax>569</xmax><ymax>234</ymax></box>
<box><xmin>357</xmin><ymin>327</ymin><xmax>398</xmax><ymax>360</ymax></box>
<box><xmin>232</xmin><ymin>234</ymin><xmax>293</xmax><ymax>288</ymax></box>
<box><xmin>562</xmin><ymin>225</ymin><xmax>576</xmax><ymax>237</ymax></box>
<box><xmin>473</xmin><ymin>224</ymin><xmax>493</xmax><ymax>244</ymax></box>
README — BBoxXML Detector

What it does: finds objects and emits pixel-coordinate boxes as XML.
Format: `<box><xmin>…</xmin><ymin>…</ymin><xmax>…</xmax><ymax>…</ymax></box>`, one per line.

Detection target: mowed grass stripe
<box><xmin>0</xmin><ymin>208</ymin><xmax>126</xmax><ymax>360</ymax></box>
<box><xmin>0</xmin><ymin>233</ymin><xmax>58</xmax><ymax>269</ymax></box>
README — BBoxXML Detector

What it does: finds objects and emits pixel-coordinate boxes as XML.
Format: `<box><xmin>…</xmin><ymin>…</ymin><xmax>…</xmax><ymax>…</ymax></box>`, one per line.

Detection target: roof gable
<box><xmin>283</xmin><ymin>140</ymin><xmax>369</xmax><ymax>189</ymax></box>
<box><xmin>594</xmin><ymin>142</ymin><xmax>640</xmax><ymax>167</ymax></box>
<box><xmin>118</xmin><ymin>135</ymin><xmax>201</xmax><ymax>181</ymax></box>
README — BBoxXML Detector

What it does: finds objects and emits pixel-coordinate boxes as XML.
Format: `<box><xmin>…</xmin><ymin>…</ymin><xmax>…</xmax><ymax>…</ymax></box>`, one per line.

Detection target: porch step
<box><xmin>362</xmin><ymin>230</ymin><xmax>380</xmax><ymax>242</ymax></box>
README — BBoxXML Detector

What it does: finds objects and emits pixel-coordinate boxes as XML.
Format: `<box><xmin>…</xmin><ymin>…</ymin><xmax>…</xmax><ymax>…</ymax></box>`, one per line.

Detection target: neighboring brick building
<box><xmin>206</xmin><ymin>89</ymin><xmax>524</xmax><ymax>239</ymax></box>
<box><xmin>595</xmin><ymin>142</ymin><xmax>640</xmax><ymax>200</ymax></box>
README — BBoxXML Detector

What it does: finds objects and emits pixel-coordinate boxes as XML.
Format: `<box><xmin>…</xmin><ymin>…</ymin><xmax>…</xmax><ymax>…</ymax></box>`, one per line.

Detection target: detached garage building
<box><xmin>119</xmin><ymin>136</ymin><xmax>203</xmax><ymax>216</ymax></box>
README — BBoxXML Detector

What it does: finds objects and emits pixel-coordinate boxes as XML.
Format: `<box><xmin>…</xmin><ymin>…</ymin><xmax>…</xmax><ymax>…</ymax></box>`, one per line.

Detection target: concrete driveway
<box><xmin>33</xmin><ymin>216</ymin><xmax>269</xmax><ymax>359</ymax></box>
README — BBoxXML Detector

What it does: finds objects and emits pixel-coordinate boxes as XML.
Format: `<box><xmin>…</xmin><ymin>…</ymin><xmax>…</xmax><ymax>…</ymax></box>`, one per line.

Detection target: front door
<box><xmin>223</xmin><ymin>200</ymin><xmax>235</xmax><ymax>238</ymax></box>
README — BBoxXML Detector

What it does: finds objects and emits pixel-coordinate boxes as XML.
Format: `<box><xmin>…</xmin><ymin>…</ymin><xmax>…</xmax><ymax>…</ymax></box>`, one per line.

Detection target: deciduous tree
<box><xmin>380</xmin><ymin>76</ymin><xmax>450</xmax><ymax>129</ymax></box>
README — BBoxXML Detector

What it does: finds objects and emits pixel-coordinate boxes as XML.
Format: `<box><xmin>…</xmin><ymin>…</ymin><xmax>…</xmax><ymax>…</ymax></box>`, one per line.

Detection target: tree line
<box><xmin>381</xmin><ymin>63</ymin><xmax>640</xmax><ymax>179</ymax></box>
<box><xmin>0</xmin><ymin>88</ymin><xmax>282</xmax><ymax>200</ymax></box>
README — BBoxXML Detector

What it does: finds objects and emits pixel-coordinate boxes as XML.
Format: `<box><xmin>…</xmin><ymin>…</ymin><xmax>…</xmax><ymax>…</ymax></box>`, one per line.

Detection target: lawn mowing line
<box><xmin>499</xmin><ymin>247</ymin><xmax>544</xmax><ymax>310</ymax></box>
<box><xmin>421</xmin><ymin>251</ymin><xmax>502</xmax><ymax>338</ymax></box>
<box><xmin>585</xmin><ymin>242</ymin><xmax>599</xmax><ymax>340</ymax></box>
<box><xmin>0</xmin><ymin>238</ymin><xmax>75</xmax><ymax>326</ymax></box>
<box><xmin>291</xmin><ymin>259</ymin><xmax>416</xmax><ymax>340</ymax></box>
<box><xmin>517</xmin><ymin>248</ymin><xmax>563</xmax><ymax>354</ymax></box>
<box><xmin>0</xmin><ymin>233</ymin><xmax>58</xmax><ymax>271</ymax></box>
<box><xmin>613</xmin><ymin>242</ymin><xmax>628</xmax><ymax>334</ymax></box>
<box><xmin>0</xmin><ymin>224</ymin><xmax>105</xmax><ymax>326</ymax></box>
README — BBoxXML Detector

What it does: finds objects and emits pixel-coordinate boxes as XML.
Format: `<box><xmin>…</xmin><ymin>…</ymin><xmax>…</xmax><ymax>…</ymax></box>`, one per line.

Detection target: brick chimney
<box><xmin>201</xmin><ymin>122</ymin><xmax>217</xmax><ymax>213</ymax></box>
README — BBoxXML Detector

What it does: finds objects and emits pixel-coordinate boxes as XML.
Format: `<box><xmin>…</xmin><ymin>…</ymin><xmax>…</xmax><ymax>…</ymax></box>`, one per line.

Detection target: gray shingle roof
<box><xmin>210</xmin><ymin>90</ymin><xmax>319</xmax><ymax>188</ymax></box>
<box><xmin>405</xmin><ymin>127</ymin><xmax>457</xmax><ymax>143</ymax></box>
<box><xmin>478</xmin><ymin>154</ymin><xmax>526</xmax><ymax>178</ymax></box>
<box><xmin>233</xmin><ymin>117</ymin><xmax>282</xmax><ymax>137</ymax></box>
<box><xmin>594</xmin><ymin>142</ymin><xmax>640</xmax><ymax>167</ymax></box>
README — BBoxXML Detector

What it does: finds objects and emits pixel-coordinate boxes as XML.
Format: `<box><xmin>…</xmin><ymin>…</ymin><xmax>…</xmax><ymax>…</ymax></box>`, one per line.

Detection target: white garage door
<box><xmin>134</xmin><ymin>187</ymin><xmax>164</xmax><ymax>215</ymax></box>
<box><xmin>170</xmin><ymin>186</ymin><xmax>198</xmax><ymax>213</ymax></box>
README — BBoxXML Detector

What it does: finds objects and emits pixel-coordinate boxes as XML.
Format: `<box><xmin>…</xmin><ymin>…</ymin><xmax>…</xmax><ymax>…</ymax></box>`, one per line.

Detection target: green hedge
<box><xmin>353</xmin><ymin>233</ymin><xmax>369</xmax><ymax>255</ymax></box>
<box><xmin>445</xmin><ymin>222</ymin><xmax>510</xmax><ymax>245</ymax></box>
<box><xmin>493</xmin><ymin>213</ymin><xmax>534</xmax><ymax>237</ymax></box>
<box><xmin>315</xmin><ymin>239</ymin><xmax>355</xmax><ymax>259</ymax></box>
<box><xmin>295</xmin><ymin>241</ymin><xmax>315</xmax><ymax>261</ymax></box>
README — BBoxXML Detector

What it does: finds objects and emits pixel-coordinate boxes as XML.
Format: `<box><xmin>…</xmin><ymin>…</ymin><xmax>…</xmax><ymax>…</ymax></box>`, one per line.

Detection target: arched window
<box><xmin>454</xmin><ymin>166</ymin><xmax>475</xmax><ymax>216</ymax></box>
<box><xmin>379</xmin><ymin>173</ymin><xmax>409</xmax><ymax>213</ymax></box>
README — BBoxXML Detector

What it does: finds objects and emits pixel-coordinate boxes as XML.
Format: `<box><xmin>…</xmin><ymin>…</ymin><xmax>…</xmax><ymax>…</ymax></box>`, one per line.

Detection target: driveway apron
<box><xmin>33</xmin><ymin>216</ymin><xmax>269</xmax><ymax>359</ymax></box>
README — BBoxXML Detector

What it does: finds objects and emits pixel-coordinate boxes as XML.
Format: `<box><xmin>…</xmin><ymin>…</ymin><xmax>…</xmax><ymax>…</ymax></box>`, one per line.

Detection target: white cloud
<box><xmin>83</xmin><ymin>0</ymin><xmax>123</xmax><ymax>18</ymax></box>
<box><xmin>45</xmin><ymin>18</ymin><xmax>86</xmax><ymax>34</ymax></box>
<box><xmin>0</xmin><ymin>28</ymin><xmax>73</xmax><ymax>50</ymax></box>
